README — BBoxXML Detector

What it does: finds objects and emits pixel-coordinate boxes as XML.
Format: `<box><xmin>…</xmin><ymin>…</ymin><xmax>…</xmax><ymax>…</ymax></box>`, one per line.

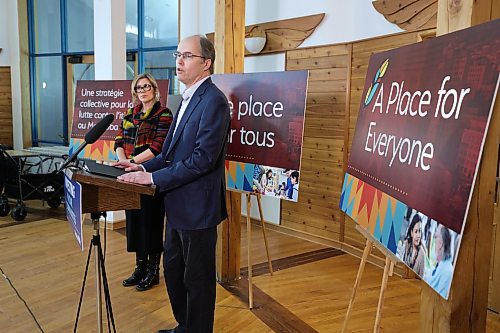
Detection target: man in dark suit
<box><xmin>116</xmin><ymin>35</ymin><xmax>231</xmax><ymax>333</ymax></box>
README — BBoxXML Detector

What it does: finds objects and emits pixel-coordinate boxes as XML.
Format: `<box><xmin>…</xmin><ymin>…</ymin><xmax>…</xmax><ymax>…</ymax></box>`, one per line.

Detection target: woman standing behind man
<box><xmin>114</xmin><ymin>73</ymin><xmax>173</xmax><ymax>291</ymax></box>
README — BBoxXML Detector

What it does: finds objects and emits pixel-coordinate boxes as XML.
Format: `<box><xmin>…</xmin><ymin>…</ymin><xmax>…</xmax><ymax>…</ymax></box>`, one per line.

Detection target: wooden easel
<box><xmin>342</xmin><ymin>225</ymin><xmax>396</xmax><ymax>333</ymax></box>
<box><xmin>245</xmin><ymin>192</ymin><xmax>273</xmax><ymax>308</ymax></box>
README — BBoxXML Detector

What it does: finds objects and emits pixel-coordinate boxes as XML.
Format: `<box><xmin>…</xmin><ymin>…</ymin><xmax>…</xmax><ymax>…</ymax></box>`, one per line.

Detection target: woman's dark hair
<box><xmin>440</xmin><ymin>225</ymin><xmax>452</xmax><ymax>260</ymax></box>
<box><xmin>405</xmin><ymin>207</ymin><xmax>413</xmax><ymax>221</ymax></box>
<box><xmin>291</xmin><ymin>171</ymin><xmax>299</xmax><ymax>182</ymax></box>
<box><xmin>424</xmin><ymin>216</ymin><xmax>432</xmax><ymax>235</ymax></box>
<box><xmin>403</xmin><ymin>214</ymin><xmax>422</xmax><ymax>267</ymax></box>
<box><xmin>405</xmin><ymin>213</ymin><xmax>422</xmax><ymax>243</ymax></box>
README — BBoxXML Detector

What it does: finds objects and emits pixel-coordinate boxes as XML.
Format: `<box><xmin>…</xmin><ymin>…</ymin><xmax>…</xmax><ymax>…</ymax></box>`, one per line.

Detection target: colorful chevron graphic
<box><xmin>340</xmin><ymin>172</ymin><xmax>406</xmax><ymax>254</ymax></box>
<box><xmin>225</xmin><ymin>161</ymin><xmax>254</xmax><ymax>192</ymax></box>
<box><xmin>69</xmin><ymin>138</ymin><xmax>117</xmax><ymax>161</ymax></box>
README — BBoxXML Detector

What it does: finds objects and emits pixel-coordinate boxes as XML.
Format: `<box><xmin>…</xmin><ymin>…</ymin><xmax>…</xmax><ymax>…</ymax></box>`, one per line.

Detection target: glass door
<box><xmin>66</xmin><ymin>55</ymin><xmax>95</xmax><ymax>133</ymax></box>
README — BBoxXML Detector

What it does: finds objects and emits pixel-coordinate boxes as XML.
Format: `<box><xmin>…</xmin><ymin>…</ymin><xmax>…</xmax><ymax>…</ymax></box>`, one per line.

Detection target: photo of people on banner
<box><xmin>251</xmin><ymin>165</ymin><xmax>300</xmax><ymax>201</ymax></box>
<box><xmin>213</xmin><ymin>71</ymin><xmax>308</xmax><ymax>202</ymax></box>
<box><xmin>395</xmin><ymin>208</ymin><xmax>460</xmax><ymax>298</ymax></box>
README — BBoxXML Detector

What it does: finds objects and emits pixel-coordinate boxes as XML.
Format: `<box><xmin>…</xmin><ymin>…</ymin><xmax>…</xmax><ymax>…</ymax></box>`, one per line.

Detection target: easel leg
<box><xmin>246</xmin><ymin>194</ymin><xmax>253</xmax><ymax>309</ymax></box>
<box><xmin>374</xmin><ymin>257</ymin><xmax>392</xmax><ymax>333</ymax></box>
<box><xmin>342</xmin><ymin>239</ymin><xmax>373</xmax><ymax>333</ymax></box>
<box><xmin>256</xmin><ymin>193</ymin><xmax>273</xmax><ymax>275</ymax></box>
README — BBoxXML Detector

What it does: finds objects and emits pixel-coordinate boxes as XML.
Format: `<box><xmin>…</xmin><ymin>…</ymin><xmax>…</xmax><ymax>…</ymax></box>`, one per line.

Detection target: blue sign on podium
<box><xmin>64</xmin><ymin>171</ymin><xmax>83</xmax><ymax>250</ymax></box>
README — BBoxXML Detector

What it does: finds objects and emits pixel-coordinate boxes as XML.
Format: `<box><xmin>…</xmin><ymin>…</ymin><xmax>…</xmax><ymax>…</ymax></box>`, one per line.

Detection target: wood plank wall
<box><xmin>0</xmin><ymin>67</ymin><xmax>13</xmax><ymax>147</ymax></box>
<box><xmin>282</xmin><ymin>29</ymin><xmax>435</xmax><ymax>258</ymax></box>
<box><xmin>283</xmin><ymin>44</ymin><xmax>350</xmax><ymax>241</ymax></box>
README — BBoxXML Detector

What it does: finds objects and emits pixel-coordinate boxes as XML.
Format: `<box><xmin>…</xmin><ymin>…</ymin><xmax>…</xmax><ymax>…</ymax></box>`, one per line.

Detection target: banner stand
<box><xmin>245</xmin><ymin>192</ymin><xmax>274</xmax><ymax>309</ymax></box>
<box><xmin>342</xmin><ymin>225</ymin><xmax>396</xmax><ymax>333</ymax></box>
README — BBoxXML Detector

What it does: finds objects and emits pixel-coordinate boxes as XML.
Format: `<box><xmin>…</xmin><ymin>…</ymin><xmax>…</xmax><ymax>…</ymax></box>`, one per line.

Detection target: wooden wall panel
<box><xmin>283</xmin><ymin>44</ymin><xmax>349</xmax><ymax>241</ymax></box>
<box><xmin>0</xmin><ymin>67</ymin><xmax>13</xmax><ymax>147</ymax></box>
<box><xmin>282</xmin><ymin>29</ymin><xmax>435</xmax><ymax>261</ymax></box>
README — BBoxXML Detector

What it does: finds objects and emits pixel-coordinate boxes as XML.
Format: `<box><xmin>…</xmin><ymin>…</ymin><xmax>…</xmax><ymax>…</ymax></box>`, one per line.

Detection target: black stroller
<box><xmin>0</xmin><ymin>145</ymin><xmax>64</xmax><ymax>221</ymax></box>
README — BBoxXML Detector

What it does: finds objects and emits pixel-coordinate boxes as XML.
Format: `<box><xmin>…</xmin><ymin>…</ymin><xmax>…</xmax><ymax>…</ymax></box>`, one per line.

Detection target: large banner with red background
<box><xmin>340</xmin><ymin>19</ymin><xmax>499</xmax><ymax>299</ymax></box>
<box><xmin>69</xmin><ymin>80</ymin><xmax>169</xmax><ymax>160</ymax></box>
<box><xmin>212</xmin><ymin>71</ymin><xmax>308</xmax><ymax>201</ymax></box>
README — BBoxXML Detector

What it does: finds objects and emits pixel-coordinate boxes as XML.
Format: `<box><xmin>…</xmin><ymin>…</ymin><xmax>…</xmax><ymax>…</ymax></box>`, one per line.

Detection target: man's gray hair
<box><xmin>198</xmin><ymin>35</ymin><xmax>216</xmax><ymax>74</ymax></box>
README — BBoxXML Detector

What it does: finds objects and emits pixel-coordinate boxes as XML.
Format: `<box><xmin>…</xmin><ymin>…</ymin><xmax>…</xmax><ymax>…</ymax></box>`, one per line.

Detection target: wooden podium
<box><xmin>70</xmin><ymin>169</ymin><xmax>155</xmax><ymax>333</ymax></box>
<box><xmin>72</xmin><ymin>169</ymin><xmax>155</xmax><ymax>213</ymax></box>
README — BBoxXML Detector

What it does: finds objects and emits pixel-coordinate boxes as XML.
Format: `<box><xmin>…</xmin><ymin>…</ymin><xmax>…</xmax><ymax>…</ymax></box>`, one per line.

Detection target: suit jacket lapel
<box><xmin>166</xmin><ymin>78</ymin><xmax>212</xmax><ymax>157</ymax></box>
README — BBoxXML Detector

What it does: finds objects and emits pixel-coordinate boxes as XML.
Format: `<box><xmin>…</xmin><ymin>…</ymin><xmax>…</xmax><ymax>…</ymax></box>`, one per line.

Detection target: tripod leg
<box><xmin>73</xmin><ymin>239</ymin><xmax>94</xmax><ymax>333</ymax></box>
<box><xmin>96</xmin><ymin>236</ymin><xmax>117</xmax><ymax>333</ymax></box>
<box><xmin>93</xmin><ymin>230</ymin><xmax>104</xmax><ymax>333</ymax></box>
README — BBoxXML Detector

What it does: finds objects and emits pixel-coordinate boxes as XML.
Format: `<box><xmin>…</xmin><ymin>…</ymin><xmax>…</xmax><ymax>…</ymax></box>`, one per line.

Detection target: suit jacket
<box><xmin>143</xmin><ymin>78</ymin><xmax>230</xmax><ymax>230</ymax></box>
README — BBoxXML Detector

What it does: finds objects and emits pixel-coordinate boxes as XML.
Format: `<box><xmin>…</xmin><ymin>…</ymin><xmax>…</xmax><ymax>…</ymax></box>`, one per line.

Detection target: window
<box><xmin>143</xmin><ymin>49</ymin><xmax>177</xmax><ymax>92</ymax></box>
<box><xmin>66</xmin><ymin>0</ymin><xmax>94</xmax><ymax>53</ymax></box>
<box><xmin>28</xmin><ymin>0</ymin><xmax>179</xmax><ymax>146</ymax></box>
<box><xmin>33</xmin><ymin>57</ymin><xmax>64</xmax><ymax>144</ymax></box>
<box><xmin>143</xmin><ymin>0</ymin><xmax>178</xmax><ymax>48</ymax></box>
<box><xmin>32</xmin><ymin>0</ymin><xmax>61</xmax><ymax>54</ymax></box>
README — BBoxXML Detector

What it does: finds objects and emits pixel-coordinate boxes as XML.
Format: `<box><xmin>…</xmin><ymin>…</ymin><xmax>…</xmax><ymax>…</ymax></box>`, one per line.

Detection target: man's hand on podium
<box><xmin>112</xmin><ymin>160</ymin><xmax>143</xmax><ymax>172</ymax></box>
<box><xmin>117</xmin><ymin>171</ymin><xmax>153</xmax><ymax>185</ymax></box>
<box><xmin>112</xmin><ymin>160</ymin><xmax>152</xmax><ymax>185</ymax></box>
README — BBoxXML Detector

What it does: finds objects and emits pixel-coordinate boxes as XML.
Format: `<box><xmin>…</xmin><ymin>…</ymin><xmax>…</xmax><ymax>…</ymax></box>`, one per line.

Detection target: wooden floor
<box><xmin>1</xmin><ymin>203</ymin><xmax>499</xmax><ymax>332</ymax></box>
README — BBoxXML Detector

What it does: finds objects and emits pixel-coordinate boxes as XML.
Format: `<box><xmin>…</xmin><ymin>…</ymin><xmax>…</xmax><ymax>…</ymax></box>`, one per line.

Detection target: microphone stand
<box><xmin>67</xmin><ymin>113</ymin><xmax>117</xmax><ymax>332</ymax></box>
<box><xmin>57</xmin><ymin>141</ymin><xmax>88</xmax><ymax>175</ymax></box>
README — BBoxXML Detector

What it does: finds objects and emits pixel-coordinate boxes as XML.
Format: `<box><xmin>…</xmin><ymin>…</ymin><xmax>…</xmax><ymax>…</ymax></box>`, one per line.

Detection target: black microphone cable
<box><xmin>0</xmin><ymin>265</ymin><xmax>45</xmax><ymax>333</ymax></box>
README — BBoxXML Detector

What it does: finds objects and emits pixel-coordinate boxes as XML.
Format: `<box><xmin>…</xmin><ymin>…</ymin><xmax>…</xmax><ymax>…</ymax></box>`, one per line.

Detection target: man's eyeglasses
<box><xmin>134</xmin><ymin>84</ymin><xmax>152</xmax><ymax>93</ymax></box>
<box><xmin>173</xmin><ymin>51</ymin><xmax>206</xmax><ymax>61</ymax></box>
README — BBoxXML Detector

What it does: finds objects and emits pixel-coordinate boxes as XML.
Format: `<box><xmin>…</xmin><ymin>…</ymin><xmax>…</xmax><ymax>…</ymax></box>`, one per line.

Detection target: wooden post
<box><xmin>421</xmin><ymin>1</ymin><xmax>500</xmax><ymax>332</ymax></box>
<box><xmin>214</xmin><ymin>0</ymin><xmax>245</xmax><ymax>282</ymax></box>
<box><xmin>217</xmin><ymin>192</ymin><xmax>242</xmax><ymax>281</ymax></box>
<box><xmin>17</xmin><ymin>0</ymin><xmax>32</xmax><ymax>148</ymax></box>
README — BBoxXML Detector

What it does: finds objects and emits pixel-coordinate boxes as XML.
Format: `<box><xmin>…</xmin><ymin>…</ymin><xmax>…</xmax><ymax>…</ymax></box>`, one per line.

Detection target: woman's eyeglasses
<box><xmin>173</xmin><ymin>51</ymin><xmax>206</xmax><ymax>61</ymax></box>
<box><xmin>134</xmin><ymin>84</ymin><xmax>152</xmax><ymax>93</ymax></box>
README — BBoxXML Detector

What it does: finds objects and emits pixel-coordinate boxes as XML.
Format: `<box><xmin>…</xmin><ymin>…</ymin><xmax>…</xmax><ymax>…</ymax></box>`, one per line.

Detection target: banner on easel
<box><xmin>70</xmin><ymin>80</ymin><xmax>169</xmax><ymax>161</ymax></box>
<box><xmin>340</xmin><ymin>19</ymin><xmax>500</xmax><ymax>299</ymax></box>
<box><xmin>212</xmin><ymin>71</ymin><xmax>308</xmax><ymax>202</ymax></box>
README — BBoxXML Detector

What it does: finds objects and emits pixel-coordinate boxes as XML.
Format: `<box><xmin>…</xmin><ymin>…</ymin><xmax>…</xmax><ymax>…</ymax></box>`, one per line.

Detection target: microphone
<box><xmin>84</xmin><ymin>114</ymin><xmax>115</xmax><ymax>144</ymax></box>
<box><xmin>57</xmin><ymin>114</ymin><xmax>115</xmax><ymax>173</ymax></box>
